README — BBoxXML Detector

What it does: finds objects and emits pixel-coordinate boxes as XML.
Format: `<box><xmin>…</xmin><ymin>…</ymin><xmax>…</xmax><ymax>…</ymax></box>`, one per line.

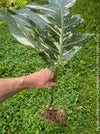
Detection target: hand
<box><xmin>24</xmin><ymin>68</ymin><xmax>57</xmax><ymax>89</ymax></box>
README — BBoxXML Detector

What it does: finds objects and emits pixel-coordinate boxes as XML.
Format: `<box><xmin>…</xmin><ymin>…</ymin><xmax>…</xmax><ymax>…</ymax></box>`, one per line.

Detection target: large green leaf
<box><xmin>6</xmin><ymin>0</ymin><xmax>94</xmax><ymax>65</ymax></box>
<box><xmin>0</xmin><ymin>8</ymin><xmax>6</xmax><ymax>21</ymax></box>
<box><xmin>0</xmin><ymin>13</ymin><xmax>5</xmax><ymax>21</ymax></box>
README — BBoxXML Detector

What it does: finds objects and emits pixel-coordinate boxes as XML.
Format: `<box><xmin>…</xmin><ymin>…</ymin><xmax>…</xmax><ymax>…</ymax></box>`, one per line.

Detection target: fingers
<box><xmin>45</xmin><ymin>68</ymin><xmax>55</xmax><ymax>80</ymax></box>
<box><xmin>49</xmin><ymin>72</ymin><xmax>54</xmax><ymax>81</ymax></box>
<box><xmin>44</xmin><ymin>82</ymin><xmax>56</xmax><ymax>88</ymax></box>
<box><xmin>41</xmin><ymin>68</ymin><xmax>54</xmax><ymax>80</ymax></box>
<box><xmin>37</xmin><ymin>68</ymin><xmax>58</xmax><ymax>88</ymax></box>
<box><xmin>49</xmin><ymin>82</ymin><xmax>56</xmax><ymax>87</ymax></box>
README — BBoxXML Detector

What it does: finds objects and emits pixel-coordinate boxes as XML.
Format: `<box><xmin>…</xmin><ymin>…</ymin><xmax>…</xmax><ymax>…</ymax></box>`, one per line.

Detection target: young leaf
<box><xmin>6</xmin><ymin>0</ymin><xmax>94</xmax><ymax>66</ymax></box>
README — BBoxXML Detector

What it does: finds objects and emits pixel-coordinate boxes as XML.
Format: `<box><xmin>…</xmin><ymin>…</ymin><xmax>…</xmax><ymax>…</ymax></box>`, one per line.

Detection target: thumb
<box><xmin>49</xmin><ymin>82</ymin><xmax>56</xmax><ymax>87</ymax></box>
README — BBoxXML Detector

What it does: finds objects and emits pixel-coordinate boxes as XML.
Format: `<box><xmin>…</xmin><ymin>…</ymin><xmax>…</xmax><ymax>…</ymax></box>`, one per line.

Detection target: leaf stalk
<box><xmin>49</xmin><ymin>65</ymin><xmax>61</xmax><ymax>107</ymax></box>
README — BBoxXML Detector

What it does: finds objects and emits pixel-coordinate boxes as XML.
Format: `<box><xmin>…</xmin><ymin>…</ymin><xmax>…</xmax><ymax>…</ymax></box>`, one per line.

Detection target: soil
<box><xmin>38</xmin><ymin>106</ymin><xmax>67</xmax><ymax>125</ymax></box>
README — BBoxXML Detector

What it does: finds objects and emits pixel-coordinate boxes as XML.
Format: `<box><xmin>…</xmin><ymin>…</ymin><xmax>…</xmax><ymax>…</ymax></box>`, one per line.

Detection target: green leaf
<box><xmin>0</xmin><ymin>8</ymin><xmax>6</xmax><ymax>21</ymax></box>
<box><xmin>6</xmin><ymin>0</ymin><xmax>94</xmax><ymax>66</ymax></box>
<box><xmin>0</xmin><ymin>13</ymin><xmax>5</xmax><ymax>21</ymax></box>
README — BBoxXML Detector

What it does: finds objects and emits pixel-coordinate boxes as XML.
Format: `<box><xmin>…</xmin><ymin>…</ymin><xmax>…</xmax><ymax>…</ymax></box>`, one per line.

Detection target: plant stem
<box><xmin>49</xmin><ymin>65</ymin><xmax>60</xmax><ymax>107</ymax></box>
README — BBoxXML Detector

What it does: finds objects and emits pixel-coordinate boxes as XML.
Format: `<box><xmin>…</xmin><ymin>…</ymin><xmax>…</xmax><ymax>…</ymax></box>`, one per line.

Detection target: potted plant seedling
<box><xmin>6</xmin><ymin>0</ymin><xmax>94</xmax><ymax>125</ymax></box>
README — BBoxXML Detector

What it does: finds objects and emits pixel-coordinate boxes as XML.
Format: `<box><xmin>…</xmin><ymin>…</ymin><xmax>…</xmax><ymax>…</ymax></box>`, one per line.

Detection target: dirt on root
<box><xmin>38</xmin><ymin>107</ymin><xmax>67</xmax><ymax>125</ymax></box>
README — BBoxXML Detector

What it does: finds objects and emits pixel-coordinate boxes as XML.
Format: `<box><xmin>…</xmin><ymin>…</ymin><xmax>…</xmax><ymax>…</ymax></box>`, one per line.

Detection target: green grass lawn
<box><xmin>0</xmin><ymin>0</ymin><xmax>99</xmax><ymax>133</ymax></box>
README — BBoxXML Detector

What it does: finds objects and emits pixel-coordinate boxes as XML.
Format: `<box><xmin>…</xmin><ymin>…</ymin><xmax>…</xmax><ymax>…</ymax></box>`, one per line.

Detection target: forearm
<box><xmin>0</xmin><ymin>68</ymin><xmax>56</xmax><ymax>104</ymax></box>
<box><xmin>0</xmin><ymin>77</ymin><xmax>26</xmax><ymax>103</ymax></box>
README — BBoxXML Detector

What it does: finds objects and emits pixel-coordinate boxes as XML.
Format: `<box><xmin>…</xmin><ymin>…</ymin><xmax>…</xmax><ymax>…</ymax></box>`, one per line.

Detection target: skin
<box><xmin>0</xmin><ymin>68</ymin><xmax>56</xmax><ymax>104</ymax></box>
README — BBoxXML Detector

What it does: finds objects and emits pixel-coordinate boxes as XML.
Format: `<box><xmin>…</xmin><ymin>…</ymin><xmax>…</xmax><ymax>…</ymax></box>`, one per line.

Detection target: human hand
<box><xmin>23</xmin><ymin>68</ymin><xmax>57</xmax><ymax>89</ymax></box>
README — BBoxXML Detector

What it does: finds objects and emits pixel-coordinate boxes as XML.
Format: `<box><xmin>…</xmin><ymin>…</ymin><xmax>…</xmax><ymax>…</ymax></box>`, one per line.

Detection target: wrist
<box><xmin>21</xmin><ymin>74</ymin><xmax>36</xmax><ymax>89</ymax></box>
<box><xmin>14</xmin><ymin>77</ymin><xmax>26</xmax><ymax>91</ymax></box>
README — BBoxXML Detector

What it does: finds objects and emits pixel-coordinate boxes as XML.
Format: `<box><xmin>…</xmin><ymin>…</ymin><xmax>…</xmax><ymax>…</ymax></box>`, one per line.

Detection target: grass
<box><xmin>0</xmin><ymin>0</ymin><xmax>49</xmax><ymax>8</ymax></box>
<box><xmin>0</xmin><ymin>0</ymin><xmax>99</xmax><ymax>133</ymax></box>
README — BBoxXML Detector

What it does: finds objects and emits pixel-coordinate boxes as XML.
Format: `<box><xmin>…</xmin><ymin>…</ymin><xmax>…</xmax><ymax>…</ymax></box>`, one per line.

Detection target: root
<box><xmin>38</xmin><ymin>106</ymin><xmax>67</xmax><ymax>125</ymax></box>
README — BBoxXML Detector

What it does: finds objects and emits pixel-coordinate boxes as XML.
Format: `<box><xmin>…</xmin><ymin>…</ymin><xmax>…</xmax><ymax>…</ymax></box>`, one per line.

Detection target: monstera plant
<box><xmin>6</xmin><ymin>0</ymin><xmax>93</xmax><ymax>124</ymax></box>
